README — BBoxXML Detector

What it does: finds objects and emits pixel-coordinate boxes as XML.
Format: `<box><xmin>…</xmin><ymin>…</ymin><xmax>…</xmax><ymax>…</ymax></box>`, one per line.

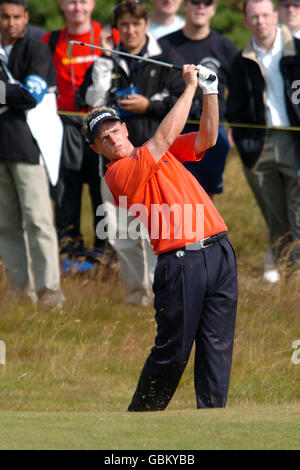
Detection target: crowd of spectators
<box><xmin>1</xmin><ymin>0</ymin><xmax>300</xmax><ymax>308</ymax></box>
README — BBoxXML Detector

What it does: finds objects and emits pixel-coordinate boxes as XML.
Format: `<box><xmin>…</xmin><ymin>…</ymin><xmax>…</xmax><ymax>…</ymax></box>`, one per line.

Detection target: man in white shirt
<box><xmin>258</xmin><ymin>0</ymin><xmax>300</xmax><ymax>282</ymax></box>
<box><xmin>251</xmin><ymin>26</ymin><xmax>290</xmax><ymax>128</ymax></box>
<box><xmin>227</xmin><ymin>0</ymin><xmax>300</xmax><ymax>280</ymax></box>
<box><xmin>148</xmin><ymin>0</ymin><xmax>185</xmax><ymax>38</ymax></box>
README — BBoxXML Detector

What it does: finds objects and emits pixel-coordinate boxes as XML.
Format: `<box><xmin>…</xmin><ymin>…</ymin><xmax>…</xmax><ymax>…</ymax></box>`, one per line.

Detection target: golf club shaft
<box><xmin>67</xmin><ymin>40</ymin><xmax>216</xmax><ymax>82</ymax></box>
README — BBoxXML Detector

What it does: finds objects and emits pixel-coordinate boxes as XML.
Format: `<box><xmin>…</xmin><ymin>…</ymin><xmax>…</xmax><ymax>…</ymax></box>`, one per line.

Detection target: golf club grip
<box><xmin>172</xmin><ymin>64</ymin><xmax>216</xmax><ymax>82</ymax></box>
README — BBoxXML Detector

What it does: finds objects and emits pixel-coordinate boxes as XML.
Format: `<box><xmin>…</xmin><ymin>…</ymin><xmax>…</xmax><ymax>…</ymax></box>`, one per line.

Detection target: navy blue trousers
<box><xmin>127</xmin><ymin>235</ymin><xmax>238</xmax><ymax>411</ymax></box>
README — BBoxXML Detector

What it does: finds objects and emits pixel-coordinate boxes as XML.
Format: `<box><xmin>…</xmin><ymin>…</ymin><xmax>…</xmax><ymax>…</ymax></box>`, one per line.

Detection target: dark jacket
<box><xmin>80</xmin><ymin>32</ymin><xmax>185</xmax><ymax>147</ymax></box>
<box><xmin>0</xmin><ymin>30</ymin><xmax>57</xmax><ymax>163</ymax></box>
<box><xmin>226</xmin><ymin>26</ymin><xmax>300</xmax><ymax>169</ymax></box>
<box><xmin>160</xmin><ymin>29</ymin><xmax>239</xmax><ymax>122</ymax></box>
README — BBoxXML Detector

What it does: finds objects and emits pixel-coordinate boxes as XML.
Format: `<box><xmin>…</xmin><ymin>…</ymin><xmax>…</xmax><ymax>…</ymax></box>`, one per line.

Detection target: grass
<box><xmin>1</xmin><ymin>406</ymin><xmax>300</xmax><ymax>450</ymax></box>
<box><xmin>0</xmin><ymin>149</ymin><xmax>300</xmax><ymax>449</ymax></box>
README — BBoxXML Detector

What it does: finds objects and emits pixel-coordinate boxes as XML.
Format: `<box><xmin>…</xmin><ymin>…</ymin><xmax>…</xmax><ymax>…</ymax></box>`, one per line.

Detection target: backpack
<box><xmin>48</xmin><ymin>30</ymin><xmax>61</xmax><ymax>55</ymax></box>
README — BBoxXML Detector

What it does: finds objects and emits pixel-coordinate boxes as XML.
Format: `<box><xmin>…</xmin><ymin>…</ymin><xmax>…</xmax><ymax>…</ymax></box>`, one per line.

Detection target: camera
<box><xmin>114</xmin><ymin>85</ymin><xmax>138</xmax><ymax>117</ymax></box>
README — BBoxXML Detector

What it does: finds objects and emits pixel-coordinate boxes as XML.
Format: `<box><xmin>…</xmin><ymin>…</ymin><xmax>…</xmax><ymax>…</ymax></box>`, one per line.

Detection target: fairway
<box><xmin>0</xmin><ymin>405</ymin><xmax>300</xmax><ymax>450</ymax></box>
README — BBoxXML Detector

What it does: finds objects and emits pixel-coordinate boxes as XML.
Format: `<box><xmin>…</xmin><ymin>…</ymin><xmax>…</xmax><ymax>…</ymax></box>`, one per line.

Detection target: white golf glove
<box><xmin>196</xmin><ymin>65</ymin><xmax>218</xmax><ymax>95</ymax></box>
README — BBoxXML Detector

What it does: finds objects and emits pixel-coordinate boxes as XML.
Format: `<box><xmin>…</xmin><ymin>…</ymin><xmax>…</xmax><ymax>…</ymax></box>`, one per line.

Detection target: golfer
<box><xmin>83</xmin><ymin>64</ymin><xmax>238</xmax><ymax>411</ymax></box>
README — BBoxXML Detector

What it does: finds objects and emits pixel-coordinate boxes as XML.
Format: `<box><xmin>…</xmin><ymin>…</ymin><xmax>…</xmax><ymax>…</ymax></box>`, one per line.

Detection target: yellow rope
<box><xmin>186</xmin><ymin>120</ymin><xmax>300</xmax><ymax>131</ymax></box>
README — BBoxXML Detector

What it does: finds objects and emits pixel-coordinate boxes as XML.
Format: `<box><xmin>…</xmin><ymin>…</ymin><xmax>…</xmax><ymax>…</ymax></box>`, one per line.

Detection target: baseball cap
<box><xmin>278</xmin><ymin>0</ymin><xmax>300</xmax><ymax>4</ymax></box>
<box><xmin>85</xmin><ymin>108</ymin><xmax>122</xmax><ymax>144</ymax></box>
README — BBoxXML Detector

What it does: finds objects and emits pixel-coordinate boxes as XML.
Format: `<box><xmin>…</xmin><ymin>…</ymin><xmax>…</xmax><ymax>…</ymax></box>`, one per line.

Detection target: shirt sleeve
<box><xmin>5</xmin><ymin>39</ymin><xmax>56</xmax><ymax>110</ymax></box>
<box><xmin>169</xmin><ymin>133</ymin><xmax>205</xmax><ymax>162</ymax></box>
<box><xmin>105</xmin><ymin>144</ymin><xmax>160</xmax><ymax>204</ymax></box>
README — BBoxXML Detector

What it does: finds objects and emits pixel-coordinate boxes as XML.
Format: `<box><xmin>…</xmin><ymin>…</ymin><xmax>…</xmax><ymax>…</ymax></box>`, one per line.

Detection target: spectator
<box><xmin>148</xmin><ymin>0</ymin><xmax>185</xmax><ymax>38</ymax></box>
<box><xmin>80</xmin><ymin>0</ymin><xmax>185</xmax><ymax>306</ymax></box>
<box><xmin>0</xmin><ymin>0</ymin><xmax>64</xmax><ymax>307</ymax></box>
<box><xmin>227</xmin><ymin>0</ymin><xmax>300</xmax><ymax>280</ymax></box>
<box><xmin>161</xmin><ymin>0</ymin><xmax>239</xmax><ymax>201</ymax></box>
<box><xmin>259</xmin><ymin>0</ymin><xmax>300</xmax><ymax>282</ymax></box>
<box><xmin>42</xmin><ymin>0</ymin><xmax>117</xmax><ymax>269</ymax></box>
<box><xmin>278</xmin><ymin>0</ymin><xmax>300</xmax><ymax>38</ymax></box>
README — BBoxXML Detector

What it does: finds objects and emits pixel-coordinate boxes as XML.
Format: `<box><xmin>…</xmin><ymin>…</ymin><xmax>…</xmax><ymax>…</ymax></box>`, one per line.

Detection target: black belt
<box><xmin>184</xmin><ymin>232</ymin><xmax>227</xmax><ymax>250</ymax></box>
<box><xmin>158</xmin><ymin>232</ymin><xmax>227</xmax><ymax>260</ymax></box>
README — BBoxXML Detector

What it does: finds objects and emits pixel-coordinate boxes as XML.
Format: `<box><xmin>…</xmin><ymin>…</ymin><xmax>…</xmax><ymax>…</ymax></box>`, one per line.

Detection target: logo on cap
<box><xmin>89</xmin><ymin>112</ymin><xmax>115</xmax><ymax>132</ymax></box>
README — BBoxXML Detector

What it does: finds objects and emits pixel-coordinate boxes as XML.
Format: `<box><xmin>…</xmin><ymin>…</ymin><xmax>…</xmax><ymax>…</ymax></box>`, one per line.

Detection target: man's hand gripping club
<box><xmin>147</xmin><ymin>64</ymin><xmax>219</xmax><ymax>163</ymax></box>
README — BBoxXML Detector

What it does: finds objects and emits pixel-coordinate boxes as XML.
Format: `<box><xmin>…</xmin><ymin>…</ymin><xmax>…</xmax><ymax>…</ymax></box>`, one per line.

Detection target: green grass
<box><xmin>1</xmin><ymin>406</ymin><xmax>300</xmax><ymax>450</ymax></box>
<box><xmin>0</xmin><ymin>149</ymin><xmax>300</xmax><ymax>449</ymax></box>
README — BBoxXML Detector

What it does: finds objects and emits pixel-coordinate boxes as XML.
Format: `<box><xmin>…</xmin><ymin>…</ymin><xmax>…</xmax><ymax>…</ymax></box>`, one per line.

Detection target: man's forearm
<box><xmin>158</xmin><ymin>84</ymin><xmax>196</xmax><ymax>143</ymax></box>
<box><xmin>195</xmin><ymin>94</ymin><xmax>219</xmax><ymax>155</ymax></box>
<box><xmin>148</xmin><ymin>83</ymin><xmax>196</xmax><ymax>162</ymax></box>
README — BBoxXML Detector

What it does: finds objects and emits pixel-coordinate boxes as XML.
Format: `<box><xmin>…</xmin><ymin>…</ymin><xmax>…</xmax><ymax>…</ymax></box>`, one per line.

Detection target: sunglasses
<box><xmin>115</xmin><ymin>0</ymin><xmax>144</xmax><ymax>6</ymax></box>
<box><xmin>189</xmin><ymin>0</ymin><xmax>215</xmax><ymax>6</ymax></box>
<box><xmin>280</xmin><ymin>1</ymin><xmax>300</xmax><ymax>6</ymax></box>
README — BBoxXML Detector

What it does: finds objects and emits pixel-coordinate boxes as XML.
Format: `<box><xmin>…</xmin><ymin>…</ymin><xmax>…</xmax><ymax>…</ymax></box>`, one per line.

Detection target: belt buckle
<box><xmin>200</xmin><ymin>236</ymin><xmax>211</xmax><ymax>248</ymax></box>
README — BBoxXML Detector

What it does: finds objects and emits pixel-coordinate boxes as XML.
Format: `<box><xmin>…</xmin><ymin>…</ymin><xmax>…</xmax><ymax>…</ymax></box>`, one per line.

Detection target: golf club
<box><xmin>67</xmin><ymin>40</ymin><xmax>216</xmax><ymax>82</ymax></box>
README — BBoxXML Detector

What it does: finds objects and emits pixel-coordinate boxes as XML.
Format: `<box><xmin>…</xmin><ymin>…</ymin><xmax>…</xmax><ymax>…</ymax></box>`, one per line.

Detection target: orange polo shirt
<box><xmin>105</xmin><ymin>132</ymin><xmax>228</xmax><ymax>254</ymax></box>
